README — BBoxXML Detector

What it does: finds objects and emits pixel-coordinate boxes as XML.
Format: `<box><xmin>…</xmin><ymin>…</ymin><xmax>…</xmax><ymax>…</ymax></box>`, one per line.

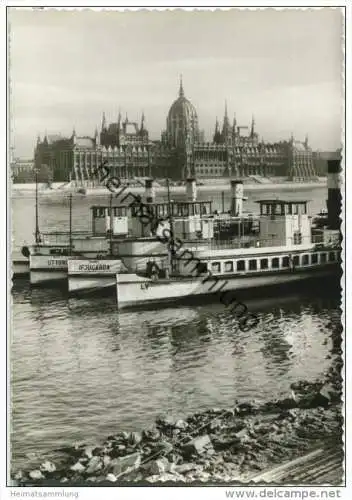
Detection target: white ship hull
<box><xmin>116</xmin><ymin>264</ymin><xmax>339</xmax><ymax>310</ymax></box>
<box><xmin>114</xmin><ymin>238</ymin><xmax>168</xmax><ymax>272</ymax></box>
<box><xmin>29</xmin><ymin>238</ymin><xmax>110</xmax><ymax>286</ymax></box>
<box><xmin>29</xmin><ymin>254</ymin><xmax>80</xmax><ymax>285</ymax></box>
<box><xmin>68</xmin><ymin>259</ymin><xmax>122</xmax><ymax>294</ymax></box>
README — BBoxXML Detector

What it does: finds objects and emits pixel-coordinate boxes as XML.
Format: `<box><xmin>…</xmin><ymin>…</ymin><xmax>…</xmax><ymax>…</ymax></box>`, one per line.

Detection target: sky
<box><xmin>8</xmin><ymin>8</ymin><xmax>343</xmax><ymax>158</ymax></box>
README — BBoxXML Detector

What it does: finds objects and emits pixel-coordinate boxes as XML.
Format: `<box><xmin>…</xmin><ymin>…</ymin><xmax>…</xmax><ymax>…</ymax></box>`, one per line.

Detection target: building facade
<box><xmin>10</xmin><ymin>158</ymin><xmax>35</xmax><ymax>182</ymax></box>
<box><xmin>159</xmin><ymin>80</ymin><xmax>317</xmax><ymax>180</ymax></box>
<box><xmin>34</xmin><ymin>78</ymin><xmax>317</xmax><ymax>183</ymax></box>
<box><xmin>35</xmin><ymin>114</ymin><xmax>154</xmax><ymax>186</ymax></box>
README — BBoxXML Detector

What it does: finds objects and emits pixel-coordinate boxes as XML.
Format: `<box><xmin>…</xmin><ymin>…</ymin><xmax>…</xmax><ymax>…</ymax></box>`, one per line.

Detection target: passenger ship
<box><xmin>24</xmin><ymin>193</ymin><xmax>112</xmax><ymax>285</ymax></box>
<box><xmin>67</xmin><ymin>179</ymin><xmax>257</xmax><ymax>294</ymax></box>
<box><xmin>115</xmin><ymin>199</ymin><xmax>341</xmax><ymax>310</ymax></box>
<box><xmin>28</xmin><ymin>233</ymin><xmax>111</xmax><ymax>285</ymax></box>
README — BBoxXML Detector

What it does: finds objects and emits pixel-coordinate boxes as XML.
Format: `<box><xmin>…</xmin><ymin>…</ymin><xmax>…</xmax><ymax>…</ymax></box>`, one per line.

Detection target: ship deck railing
<box><xmin>40</xmin><ymin>231</ymin><xmax>94</xmax><ymax>245</ymax></box>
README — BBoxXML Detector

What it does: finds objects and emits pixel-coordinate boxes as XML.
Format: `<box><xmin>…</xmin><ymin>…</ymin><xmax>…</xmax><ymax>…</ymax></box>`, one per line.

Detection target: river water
<box><xmin>10</xmin><ymin>185</ymin><xmax>341</xmax><ymax>471</ymax></box>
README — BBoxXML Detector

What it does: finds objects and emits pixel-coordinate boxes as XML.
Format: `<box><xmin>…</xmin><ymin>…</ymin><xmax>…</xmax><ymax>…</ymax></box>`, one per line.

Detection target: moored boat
<box><xmin>67</xmin><ymin>178</ymin><xmax>254</xmax><ymax>295</ymax></box>
<box><xmin>67</xmin><ymin>258</ymin><xmax>123</xmax><ymax>294</ymax></box>
<box><xmin>115</xmin><ymin>199</ymin><xmax>341</xmax><ymax>310</ymax></box>
<box><xmin>29</xmin><ymin>236</ymin><xmax>109</xmax><ymax>285</ymax></box>
<box><xmin>28</xmin><ymin>193</ymin><xmax>110</xmax><ymax>286</ymax></box>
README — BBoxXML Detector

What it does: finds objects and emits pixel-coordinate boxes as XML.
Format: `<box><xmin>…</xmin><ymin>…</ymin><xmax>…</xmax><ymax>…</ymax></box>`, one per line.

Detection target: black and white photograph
<box><xmin>6</xmin><ymin>4</ymin><xmax>347</xmax><ymax>496</ymax></box>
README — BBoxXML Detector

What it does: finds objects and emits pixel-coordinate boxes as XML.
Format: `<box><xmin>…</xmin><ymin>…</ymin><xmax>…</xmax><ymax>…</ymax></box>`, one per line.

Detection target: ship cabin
<box><xmin>90</xmin><ymin>200</ymin><xmax>213</xmax><ymax>238</ymax></box>
<box><xmin>256</xmin><ymin>199</ymin><xmax>311</xmax><ymax>247</ymax></box>
<box><xmin>173</xmin><ymin>199</ymin><xmax>340</xmax><ymax>278</ymax></box>
<box><xmin>30</xmin><ymin>231</ymin><xmax>109</xmax><ymax>256</ymax></box>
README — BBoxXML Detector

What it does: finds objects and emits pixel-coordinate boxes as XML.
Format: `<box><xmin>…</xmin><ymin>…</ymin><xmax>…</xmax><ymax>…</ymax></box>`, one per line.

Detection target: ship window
<box><xmin>196</xmin><ymin>262</ymin><xmax>208</xmax><ymax>274</ymax></box>
<box><xmin>211</xmin><ymin>262</ymin><xmax>221</xmax><ymax>273</ymax></box>
<box><xmin>282</xmin><ymin>256</ymin><xmax>290</xmax><ymax>267</ymax></box>
<box><xmin>293</xmin><ymin>232</ymin><xmax>302</xmax><ymax>245</ymax></box>
<box><xmin>302</xmin><ymin>254</ymin><xmax>309</xmax><ymax>265</ymax></box>
<box><xmin>249</xmin><ymin>259</ymin><xmax>257</xmax><ymax>271</ymax></box>
<box><xmin>320</xmin><ymin>253</ymin><xmax>327</xmax><ymax>263</ymax></box>
<box><xmin>50</xmin><ymin>248</ymin><xmax>63</xmax><ymax>255</ymax></box>
<box><xmin>260</xmin><ymin>258</ymin><xmax>268</xmax><ymax>270</ymax></box>
<box><xmin>272</xmin><ymin>257</ymin><xmax>280</xmax><ymax>269</ymax></box>
<box><xmin>329</xmin><ymin>252</ymin><xmax>335</xmax><ymax>262</ymax></box>
<box><xmin>274</xmin><ymin>204</ymin><xmax>282</xmax><ymax>215</ymax></box>
<box><xmin>293</xmin><ymin>255</ymin><xmax>300</xmax><ymax>266</ymax></box>
<box><xmin>224</xmin><ymin>261</ymin><xmax>234</xmax><ymax>272</ymax></box>
<box><xmin>311</xmin><ymin>253</ymin><xmax>318</xmax><ymax>264</ymax></box>
<box><xmin>237</xmin><ymin>260</ymin><xmax>245</xmax><ymax>271</ymax></box>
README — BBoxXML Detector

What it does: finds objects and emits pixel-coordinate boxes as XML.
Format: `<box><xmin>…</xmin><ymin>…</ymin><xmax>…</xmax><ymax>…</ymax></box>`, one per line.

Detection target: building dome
<box><xmin>166</xmin><ymin>78</ymin><xmax>199</xmax><ymax>148</ymax></box>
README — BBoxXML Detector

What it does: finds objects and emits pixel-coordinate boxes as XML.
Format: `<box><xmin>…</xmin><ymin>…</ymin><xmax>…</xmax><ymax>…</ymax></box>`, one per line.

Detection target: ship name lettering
<box><xmin>78</xmin><ymin>264</ymin><xmax>110</xmax><ymax>271</ymax></box>
<box><xmin>48</xmin><ymin>259</ymin><xmax>66</xmax><ymax>266</ymax></box>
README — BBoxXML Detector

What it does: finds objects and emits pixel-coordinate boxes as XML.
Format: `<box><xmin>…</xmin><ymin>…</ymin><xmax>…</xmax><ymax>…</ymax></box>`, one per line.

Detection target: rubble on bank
<box><xmin>13</xmin><ymin>356</ymin><xmax>343</xmax><ymax>486</ymax></box>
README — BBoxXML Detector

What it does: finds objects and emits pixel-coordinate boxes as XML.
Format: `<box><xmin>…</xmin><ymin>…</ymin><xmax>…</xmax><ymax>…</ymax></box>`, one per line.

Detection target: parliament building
<box><xmin>34</xmin><ymin>78</ymin><xmax>317</xmax><ymax>184</ymax></box>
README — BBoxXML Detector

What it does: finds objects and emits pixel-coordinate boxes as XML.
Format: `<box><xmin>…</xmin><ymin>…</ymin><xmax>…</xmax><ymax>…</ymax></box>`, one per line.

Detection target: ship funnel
<box><xmin>186</xmin><ymin>178</ymin><xmax>197</xmax><ymax>202</ymax></box>
<box><xmin>230</xmin><ymin>180</ymin><xmax>244</xmax><ymax>217</ymax></box>
<box><xmin>145</xmin><ymin>178</ymin><xmax>155</xmax><ymax>204</ymax></box>
<box><xmin>327</xmin><ymin>159</ymin><xmax>341</xmax><ymax>230</ymax></box>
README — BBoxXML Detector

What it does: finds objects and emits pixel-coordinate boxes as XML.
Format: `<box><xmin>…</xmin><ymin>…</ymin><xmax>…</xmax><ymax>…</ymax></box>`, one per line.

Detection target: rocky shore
<box><xmin>12</xmin><ymin>352</ymin><xmax>343</xmax><ymax>487</ymax></box>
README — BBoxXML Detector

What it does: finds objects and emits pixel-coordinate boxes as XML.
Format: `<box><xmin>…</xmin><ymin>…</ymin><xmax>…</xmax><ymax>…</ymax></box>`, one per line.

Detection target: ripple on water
<box><xmin>11</xmin><ymin>281</ymin><xmax>340</xmax><ymax>471</ymax></box>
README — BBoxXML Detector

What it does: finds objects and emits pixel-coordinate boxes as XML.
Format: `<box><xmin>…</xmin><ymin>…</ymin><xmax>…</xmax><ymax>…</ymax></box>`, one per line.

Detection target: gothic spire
<box><xmin>232</xmin><ymin>113</ymin><xmax>237</xmax><ymax>133</ymax></box>
<box><xmin>101</xmin><ymin>112</ymin><xmax>107</xmax><ymax>131</ymax></box>
<box><xmin>251</xmin><ymin>114</ymin><xmax>255</xmax><ymax>137</ymax></box>
<box><xmin>140</xmin><ymin>110</ymin><xmax>145</xmax><ymax>131</ymax></box>
<box><xmin>222</xmin><ymin>100</ymin><xmax>230</xmax><ymax>135</ymax></box>
<box><xmin>215</xmin><ymin>117</ymin><xmax>219</xmax><ymax>134</ymax></box>
<box><xmin>95</xmin><ymin>125</ymin><xmax>100</xmax><ymax>146</ymax></box>
<box><xmin>179</xmin><ymin>74</ymin><xmax>184</xmax><ymax>97</ymax></box>
<box><xmin>213</xmin><ymin>117</ymin><xmax>222</xmax><ymax>144</ymax></box>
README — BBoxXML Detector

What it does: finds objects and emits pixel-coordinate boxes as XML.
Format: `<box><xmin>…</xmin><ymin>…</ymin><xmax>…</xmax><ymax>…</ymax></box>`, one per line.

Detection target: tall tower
<box><xmin>250</xmin><ymin>115</ymin><xmax>255</xmax><ymax>137</ymax></box>
<box><xmin>101</xmin><ymin>112</ymin><xmax>107</xmax><ymax>132</ymax></box>
<box><xmin>94</xmin><ymin>126</ymin><xmax>100</xmax><ymax>147</ymax></box>
<box><xmin>213</xmin><ymin>117</ymin><xmax>221</xmax><ymax>144</ymax></box>
<box><xmin>232</xmin><ymin>113</ymin><xmax>237</xmax><ymax>137</ymax></box>
<box><xmin>221</xmin><ymin>101</ymin><xmax>232</xmax><ymax>145</ymax></box>
<box><xmin>72</xmin><ymin>127</ymin><xmax>76</xmax><ymax>146</ymax></box>
<box><xmin>140</xmin><ymin>111</ymin><xmax>145</xmax><ymax>132</ymax></box>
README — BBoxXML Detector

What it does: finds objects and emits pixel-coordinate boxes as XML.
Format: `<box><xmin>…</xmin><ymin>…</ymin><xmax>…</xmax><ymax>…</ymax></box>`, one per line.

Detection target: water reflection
<box><xmin>11</xmin><ymin>280</ymin><xmax>340</xmax><ymax>471</ymax></box>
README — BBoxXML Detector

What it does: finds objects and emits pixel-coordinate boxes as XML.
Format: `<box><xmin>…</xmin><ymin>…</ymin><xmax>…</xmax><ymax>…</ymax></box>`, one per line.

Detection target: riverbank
<box><xmin>11</xmin><ymin>179</ymin><xmax>326</xmax><ymax>198</ymax></box>
<box><xmin>12</xmin><ymin>351</ymin><xmax>343</xmax><ymax>486</ymax></box>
